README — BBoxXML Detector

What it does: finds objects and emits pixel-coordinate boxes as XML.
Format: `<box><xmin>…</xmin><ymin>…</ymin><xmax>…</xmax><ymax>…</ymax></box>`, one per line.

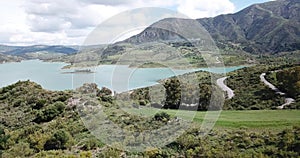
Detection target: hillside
<box><xmin>0</xmin><ymin>53</ymin><xmax>22</xmax><ymax>63</ymax></box>
<box><xmin>0</xmin><ymin>81</ymin><xmax>299</xmax><ymax>157</ymax></box>
<box><xmin>6</xmin><ymin>0</ymin><xmax>299</xmax><ymax>66</ymax></box>
<box><xmin>123</xmin><ymin>0</ymin><xmax>300</xmax><ymax>54</ymax></box>
<box><xmin>0</xmin><ymin>45</ymin><xmax>78</xmax><ymax>60</ymax></box>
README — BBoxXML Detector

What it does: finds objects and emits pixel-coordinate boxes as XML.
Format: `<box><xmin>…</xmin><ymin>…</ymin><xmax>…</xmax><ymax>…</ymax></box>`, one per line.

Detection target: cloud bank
<box><xmin>1</xmin><ymin>0</ymin><xmax>235</xmax><ymax>45</ymax></box>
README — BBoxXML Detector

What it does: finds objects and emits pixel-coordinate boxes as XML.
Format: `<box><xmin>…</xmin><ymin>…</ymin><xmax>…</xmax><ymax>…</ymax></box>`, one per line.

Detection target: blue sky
<box><xmin>0</xmin><ymin>0</ymin><xmax>271</xmax><ymax>45</ymax></box>
<box><xmin>231</xmin><ymin>0</ymin><xmax>271</xmax><ymax>11</ymax></box>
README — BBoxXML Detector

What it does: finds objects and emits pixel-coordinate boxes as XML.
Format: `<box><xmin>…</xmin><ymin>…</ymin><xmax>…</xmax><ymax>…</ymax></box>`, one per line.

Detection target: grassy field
<box><xmin>125</xmin><ymin>107</ymin><xmax>300</xmax><ymax>131</ymax></box>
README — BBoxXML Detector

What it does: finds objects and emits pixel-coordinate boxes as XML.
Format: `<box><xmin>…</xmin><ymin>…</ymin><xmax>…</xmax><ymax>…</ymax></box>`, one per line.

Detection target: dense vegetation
<box><xmin>128</xmin><ymin>64</ymin><xmax>300</xmax><ymax>111</ymax></box>
<box><xmin>0</xmin><ymin>80</ymin><xmax>299</xmax><ymax>157</ymax></box>
<box><xmin>225</xmin><ymin>65</ymin><xmax>285</xmax><ymax>110</ymax></box>
<box><xmin>227</xmin><ymin>65</ymin><xmax>300</xmax><ymax>110</ymax></box>
<box><xmin>265</xmin><ymin>66</ymin><xmax>300</xmax><ymax>109</ymax></box>
<box><xmin>0</xmin><ymin>0</ymin><xmax>299</xmax><ymax>157</ymax></box>
<box><xmin>276</xmin><ymin>66</ymin><xmax>300</xmax><ymax>98</ymax></box>
<box><xmin>126</xmin><ymin>71</ymin><xmax>222</xmax><ymax>111</ymax></box>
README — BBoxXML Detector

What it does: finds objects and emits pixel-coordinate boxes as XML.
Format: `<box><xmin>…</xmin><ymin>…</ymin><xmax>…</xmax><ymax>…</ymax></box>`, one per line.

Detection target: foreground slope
<box><xmin>0</xmin><ymin>81</ymin><xmax>299</xmax><ymax>157</ymax></box>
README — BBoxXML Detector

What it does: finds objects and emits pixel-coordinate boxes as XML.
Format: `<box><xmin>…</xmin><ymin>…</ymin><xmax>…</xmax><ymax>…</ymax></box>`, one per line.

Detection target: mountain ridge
<box><xmin>123</xmin><ymin>0</ymin><xmax>300</xmax><ymax>54</ymax></box>
<box><xmin>0</xmin><ymin>45</ymin><xmax>78</xmax><ymax>56</ymax></box>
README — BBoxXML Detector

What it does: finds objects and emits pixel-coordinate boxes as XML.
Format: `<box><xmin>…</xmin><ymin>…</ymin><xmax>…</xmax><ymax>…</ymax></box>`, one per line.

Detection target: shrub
<box><xmin>98</xmin><ymin>87</ymin><xmax>112</xmax><ymax>96</ymax></box>
<box><xmin>100</xmin><ymin>95</ymin><xmax>113</xmax><ymax>103</ymax></box>
<box><xmin>144</xmin><ymin>147</ymin><xmax>160</xmax><ymax>158</ymax></box>
<box><xmin>154</xmin><ymin>112</ymin><xmax>170</xmax><ymax>122</ymax></box>
<box><xmin>12</xmin><ymin>99</ymin><xmax>23</xmax><ymax>107</ymax></box>
<box><xmin>53</xmin><ymin>101</ymin><xmax>66</xmax><ymax>113</ymax></box>
<box><xmin>139</xmin><ymin>100</ymin><xmax>147</xmax><ymax>106</ymax></box>
<box><xmin>0</xmin><ymin>128</ymin><xmax>9</xmax><ymax>150</ymax></box>
<box><xmin>34</xmin><ymin>102</ymin><xmax>66</xmax><ymax>123</ymax></box>
<box><xmin>2</xmin><ymin>142</ymin><xmax>34</xmax><ymax>158</ymax></box>
<box><xmin>97</xmin><ymin>147</ymin><xmax>121</xmax><ymax>158</ymax></box>
<box><xmin>28</xmin><ymin>130</ymin><xmax>50</xmax><ymax>151</ymax></box>
<box><xmin>33</xmin><ymin>99</ymin><xmax>47</xmax><ymax>109</ymax></box>
<box><xmin>80</xmin><ymin>138</ymin><xmax>103</xmax><ymax>150</ymax></box>
<box><xmin>44</xmin><ymin>130</ymin><xmax>71</xmax><ymax>150</ymax></box>
<box><xmin>98</xmin><ymin>87</ymin><xmax>113</xmax><ymax>102</ymax></box>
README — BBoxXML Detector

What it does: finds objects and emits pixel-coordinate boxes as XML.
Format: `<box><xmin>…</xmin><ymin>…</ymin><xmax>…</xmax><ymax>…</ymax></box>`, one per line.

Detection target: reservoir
<box><xmin>0</xmin><ymin>60</ymin><xmax>244</xmax><ymax>92</ymax></box>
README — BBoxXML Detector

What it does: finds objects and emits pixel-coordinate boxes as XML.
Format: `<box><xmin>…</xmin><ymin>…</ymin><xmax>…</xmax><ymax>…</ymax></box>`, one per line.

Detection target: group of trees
<box><xmin>33</xmin><ymin>101</ymin><xmax>66</xmax><ymax>123</ymax></box>
<box><xmin>277</xmin><ymin>66</ymin><xmax>300</xmax><ymax>98</ymax></box>
<box><xmin>0</xmin><ymin>82</ymin><xmax>109</xmax><ymax>157</ymax></box>
<box><xmin>225</xmin><ymin>66</ymin><xmax>289</xmax><ymax>110</ymax></box>
<box><xmin>128</xmin><ymin>64</ymin><xmax>300</xmax><ymax>111</ymax></box>
<box><xmin>131</xmin><ymin>66</ymin><xmax>289</xmax><ymax>111</ymax></box>
<box><xmin>128</xmin><ymin>72</ymin><xmax>217</xmax><ymax>111</ymax></box>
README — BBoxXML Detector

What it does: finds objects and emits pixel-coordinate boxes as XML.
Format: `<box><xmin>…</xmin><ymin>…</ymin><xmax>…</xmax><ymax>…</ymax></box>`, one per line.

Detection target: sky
<box><xmin>0</xmin><ymin>0</ymin><xmax>271</xmax><ymax>46</ymax></box>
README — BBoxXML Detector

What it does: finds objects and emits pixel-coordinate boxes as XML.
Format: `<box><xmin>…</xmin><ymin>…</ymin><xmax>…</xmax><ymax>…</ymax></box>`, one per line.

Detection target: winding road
<box><xmin>215</xmin><ymin>56</ymin><xmax>221</xmax><ymax>64</ymax></box>
<box><xmin>216</xmin><ymin>77</ymin><xmax>235</xmax><ymax>99</ymax></box>
<box><xmin>260</xmin><ymin>73</ymin><xmax>295</xmax><ymax>109</ymax></box>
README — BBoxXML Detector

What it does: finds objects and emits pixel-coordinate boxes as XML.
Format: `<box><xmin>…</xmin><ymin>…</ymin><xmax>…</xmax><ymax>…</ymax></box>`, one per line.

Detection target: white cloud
<box><xmin>0</xmin><ymin>0</ymin><xmax>236</xmax><ymax>45</ymax></box>
<box><xmin>80</xmin><ymin>0</ymin><xmax>134</xmax><ymax>6</ymax></box>
<box><xmin>82</xmin><ymin>8</ymin><xmax>189</xmax><ymax>45</ymax></box>
<box><xmin>27</xmin><ymin>14</ymin><xmax>72</xmax><ymax>32</ymax></box>
<box><xmin>177</xmin><ymin>0</ymin><xmax>235</xmax><ymax>18</ymax></box>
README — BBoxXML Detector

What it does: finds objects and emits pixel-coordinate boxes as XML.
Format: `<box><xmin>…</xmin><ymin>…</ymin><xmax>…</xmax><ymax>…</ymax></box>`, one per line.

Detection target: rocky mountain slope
<box><xmin>124</xmin><ymin>0</ymin><xmax>300</xmax><ymax>54</ymax></box>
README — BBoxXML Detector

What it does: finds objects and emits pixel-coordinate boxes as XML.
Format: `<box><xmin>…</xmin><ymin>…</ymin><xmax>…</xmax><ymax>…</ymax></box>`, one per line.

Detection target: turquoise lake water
<box><xmin>0</xmin><ymin>60</ymin><xmax>244</xmax><ymax>92</ymax></box>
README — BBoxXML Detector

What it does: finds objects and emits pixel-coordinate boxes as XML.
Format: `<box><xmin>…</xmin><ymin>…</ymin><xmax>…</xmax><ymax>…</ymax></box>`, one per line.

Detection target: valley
<box><xmin>0</xmin><ymin>0</ymin><xmax>299</xmax><ymax>157</ymax></box>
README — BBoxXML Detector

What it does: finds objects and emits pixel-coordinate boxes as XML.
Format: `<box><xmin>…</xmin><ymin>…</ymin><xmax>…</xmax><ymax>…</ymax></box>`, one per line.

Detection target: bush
<box><xmin>0</xmin><ymin>128</ymin><xmax>9</xmax><ymax>150</ymax></box>
<box><xmin>44</xmin><ymin>130</ymin><xmax>71</xmax><ymax>150</ymax></box>
<box><xmin>28</xmin><ymin>130</ymin><xmax>50</xmax><ymax>151</ymax></box>
<box><xmin>144</xmin><ymin>147</ymin><xmax>160</xmax><ymax>158</ymax></box>
<box><xmin>97</xmin><ymin>147</ymin><xmax>121</xmax><ymax>158</ymax></box>
<box><xmin>53</xmin><ymin>101</ymin><xmax>66</xmax><ymax>113</ymax></box>
<box><xmin>98</xmin><ymin>87</ymin><xmax>113</xmax><ymax>102</ymax></box>
<box><xmin>33</xmin><ymin>99</ymin><xmax>47</xmax><ymax>109</ymax></box>
<box><xmin>154</xmin><ymin>112</ymin><xmax>170</xmax><ymax>122</ymax></box>
<box><xmin>2</xmin><ymin>142</ymin><xmax>34</xmax><ymax>158</ymax></box>
<box><xmin>97</xmin><ymin>87</ymin><xmax>112</xmax><ymax>96</ymax></box>
<box><xmin>139</xmin><ymin>100</ymin><xmax>147</xmax><ymax>106</ymax></box>
<box><xmin>80</xmin><ymin>138</ymin><xmax>103</xmax><ymax>150</ymax></box>
<box><xmin>100</xmin><ymin>95</ymin><xmax>113</xmax><ymax>103</ymax></box>
<box><xmin>12</xmin><ymin>99</ymin><xmax>23</xmax><ymax>107</ymax></box>
<box><xmin>34</xmin><ymin>102</ymin><xmax>65</xmax><ymax>123</ymax></box>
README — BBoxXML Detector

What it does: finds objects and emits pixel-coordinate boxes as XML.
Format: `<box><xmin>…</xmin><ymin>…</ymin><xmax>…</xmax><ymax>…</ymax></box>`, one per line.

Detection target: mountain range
<box><xmin>0</xmin><ymin>0</ymin><xmax>299</xmax><ymax>60</ymax></box>
<box><xmin>124</xmin><ymin>0</ymin><xmax>300</xmax><ymax>54</ymax></box>
<box><xmin>0</xmin><ymin>45</ymin><xmax>77</xmax><ymax>56</ymax></box>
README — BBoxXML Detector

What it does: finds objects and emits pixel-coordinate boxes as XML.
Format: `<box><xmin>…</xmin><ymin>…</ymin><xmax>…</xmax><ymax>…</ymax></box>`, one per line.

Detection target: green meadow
<box><xmin>126</xmin><ymin>107</ymin><xmax>300</xmax><ymax>131</ymax></box>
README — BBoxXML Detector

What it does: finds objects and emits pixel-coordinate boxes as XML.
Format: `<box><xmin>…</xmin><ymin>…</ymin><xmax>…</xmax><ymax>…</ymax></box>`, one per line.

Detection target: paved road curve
<box><xmin>216</xmin><ymin>77</ymin><xmax>234</xmax><ymax>99</ymax></box>
<box><xmin>260</xmin><ymin>73</ymin><xmax>295</xmax><ymax>109</ymax></box>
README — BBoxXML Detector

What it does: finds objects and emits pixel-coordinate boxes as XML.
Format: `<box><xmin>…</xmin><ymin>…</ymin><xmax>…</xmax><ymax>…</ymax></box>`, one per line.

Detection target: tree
<box><xmin>198</xmin><ymin>84</ymin><xmax>212</xmax><ymax>111</ymax></box>
<box><xmin>0</xmin><ymin>127</ymin><xmax>9</xmax><ymax>150</ymax></box>
<box><xmin>34</xmin><ymin>102</ymin><xmax>66</xmax><ymax>123</ymax></box>
<box><xmin>277</xmin><ymin>66</ymin><xmax>300</xmax><ymax>98</ymax></box>
<box><xmin>44</xmin><ymin>130</ymin><xmax>71</xmax><ymax>150</ymax></box>
<box><xmin>97</xmin><ymin>87</ymin><xmax>113</xmax><ymax>102</ymax></box>
<box><xmin>163</xmin><ymin>78</ymin><xmax>181</xmax><ymax>109</ymax></box>
<box><xmin>97</xmin><ymin>87</ymin><xmax>112</xmax><ymax>96</ymax></box>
